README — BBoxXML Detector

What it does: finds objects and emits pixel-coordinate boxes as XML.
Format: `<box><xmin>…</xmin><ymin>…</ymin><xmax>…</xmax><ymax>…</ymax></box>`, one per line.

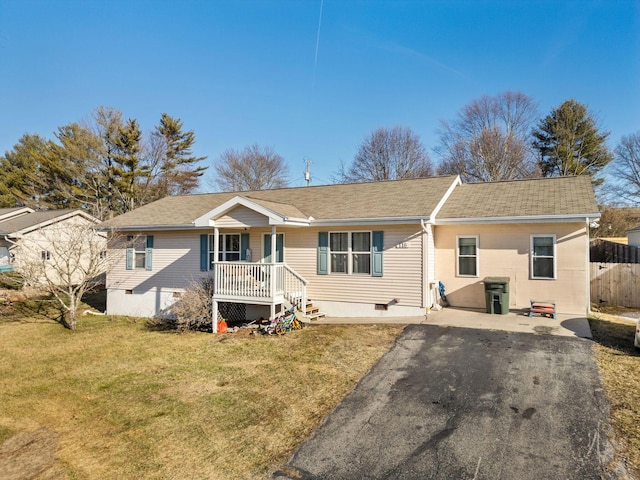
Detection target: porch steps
<box><xmin>297</xmin><ymin>300</ymin><xmax>325</xmax><ymax>322</ymax></box>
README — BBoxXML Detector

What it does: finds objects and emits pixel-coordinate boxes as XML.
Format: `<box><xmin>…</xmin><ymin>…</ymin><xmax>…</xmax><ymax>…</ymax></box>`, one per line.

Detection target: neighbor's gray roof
<box><xmin>0</xmin><ymin>209</ymin><xmax>85</xmax><ymax>235</ymax></box>
<box><xmin>0</xmin><ymin>207</ymin><xmax>26</xmax><ymax>216</ymax></box>
<box><xmin>104</xmin><ymin>176</ymin><xmax>460</xmax><ymax>228</ymax></box>
<box><xmin>437</xmin><ymin>176</ymin><xmax>599</xmax><ymax>219</ymax></box>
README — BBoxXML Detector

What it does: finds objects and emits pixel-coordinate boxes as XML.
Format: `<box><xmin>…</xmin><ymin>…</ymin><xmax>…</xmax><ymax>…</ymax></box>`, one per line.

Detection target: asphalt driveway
<box><xmin>273</xmin><ymin>324</ymin><xmax>625</xmax><ymax>480</ymax></box>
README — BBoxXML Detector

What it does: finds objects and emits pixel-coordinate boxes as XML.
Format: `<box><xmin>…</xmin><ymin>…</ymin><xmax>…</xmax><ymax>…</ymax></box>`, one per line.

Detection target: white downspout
<box><xmin>586</xmin><ymin>218</ymin><xmax>591</xmax><ymax>316</ymax></box>
<box><xmin>421</xmin><ymin>219</ymin><xmax>432</xmax><ymax>314</ymax></box>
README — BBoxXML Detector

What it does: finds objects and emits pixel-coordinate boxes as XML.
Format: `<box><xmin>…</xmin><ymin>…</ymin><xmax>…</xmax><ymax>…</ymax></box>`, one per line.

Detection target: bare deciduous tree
<box><xmin>14</xmin><ymin>220</ymin><xmax>120</xmax><ymax>331</ymax></box>
<box><xmin>436</xmin><ymin>91</ymin><xmax>540</xmax><ymax>182</ymax></box>
<box><xmin>339</xmin><ymin>126</ymin><xmax>432</xmax><ymax>183</ymax></box>
<box><xmin>612</xmin><ymin>131</ymin><xmax>640</xmax><ymax>203</ymax></box>
<box><xmin>213</xmin><ymin>144</ymin><xmax>289</xmax><ymax>191</ymax></box>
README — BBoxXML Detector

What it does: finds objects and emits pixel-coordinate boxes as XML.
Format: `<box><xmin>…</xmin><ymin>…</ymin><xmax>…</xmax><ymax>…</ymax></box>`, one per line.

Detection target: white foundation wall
<box><xmin>315</xmin><ymin>300</ymin><xmax>425</xmax><ymax>318</ymax></box>
<box><xmin>107</xmin><ymin>287</ymin><xmax>185</xmax><ymax>318</ymax></box>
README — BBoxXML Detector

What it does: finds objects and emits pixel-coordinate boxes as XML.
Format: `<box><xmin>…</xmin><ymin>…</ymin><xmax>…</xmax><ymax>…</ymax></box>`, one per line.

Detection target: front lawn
<box><xmin>0</xmin><ymin>314</ymin><xmax>403</xmax><ymax>479</ymax></box>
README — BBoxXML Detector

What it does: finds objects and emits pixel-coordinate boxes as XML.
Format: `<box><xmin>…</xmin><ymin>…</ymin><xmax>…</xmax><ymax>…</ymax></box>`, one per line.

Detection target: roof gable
<box><xmin>0</xmin><ymin>209</ymin><xmax>99</xmax><ymax>236</ymax></box>
<box><xmin>193</xmin><ymin>196</ymin><xmax>310</xmax><ymax>227</ymax></box>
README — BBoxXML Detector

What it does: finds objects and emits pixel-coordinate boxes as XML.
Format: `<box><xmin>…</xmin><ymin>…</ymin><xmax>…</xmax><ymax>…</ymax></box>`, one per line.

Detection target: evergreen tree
<box><xmin>111</xmin><ymin>118</ymin><xmax>147</xmax><ymax>214</ymax></box>
<box><xmin>532</xmin><ymin>99</ymin><xmax>613</xmax><ymax>184</ymax></box>
<box><xmin>150</xmin><ymin>113</ymin><xmax>207</xmax><ymax>198</ymax></box>
<box><xmin>93</xmin><ymin>106</ymin><xmax>125</xmax><ymax>216</ymax></box>
<box><xmin>0</xmin><ymin>134</ymin><xmax>53</xmax><ymax>208</ymax></box>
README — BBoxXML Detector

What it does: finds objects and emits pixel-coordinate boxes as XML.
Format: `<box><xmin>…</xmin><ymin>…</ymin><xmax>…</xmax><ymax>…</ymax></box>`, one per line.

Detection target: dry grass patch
<box><xmin>588</xmin><ymin>313</ymin><xmax>640</xmax><ymax>478</ymax></box>
<box><xmin>0</xmin><ymin>315</ymin><xmax>403</xmax><ymax>479</ymax></box>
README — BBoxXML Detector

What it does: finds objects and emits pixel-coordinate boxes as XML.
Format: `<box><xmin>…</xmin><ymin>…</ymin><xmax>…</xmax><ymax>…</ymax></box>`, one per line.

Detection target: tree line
<box><xmin>2</xmin><ymin>93</ymin><xmax>639</xmax><ymax>222</ymax></box>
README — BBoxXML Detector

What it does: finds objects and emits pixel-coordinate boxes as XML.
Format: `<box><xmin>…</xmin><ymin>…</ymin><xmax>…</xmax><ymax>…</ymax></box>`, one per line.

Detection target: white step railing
<box><xmin>282</xmin><ymin>265</ymin><xmax>307</xmax><ymax>312</ymax></box>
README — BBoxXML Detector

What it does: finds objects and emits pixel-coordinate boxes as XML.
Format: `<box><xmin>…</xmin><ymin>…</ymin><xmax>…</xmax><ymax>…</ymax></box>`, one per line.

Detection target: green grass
<box><xmin>0</xmin><ymin>313</ymin><xmax>403</xmax><ymax>479</ymax></box>
<box><xmin>589</xmin><ymin>313</ymin><xmax>640</xmax><ymax>478</ymax></box>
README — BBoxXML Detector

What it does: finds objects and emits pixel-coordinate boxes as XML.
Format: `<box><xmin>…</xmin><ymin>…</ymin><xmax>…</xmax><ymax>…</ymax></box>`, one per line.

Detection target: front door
<box><xmin>263</xmin><ymin>233</ymin><xmax>284</xmax><ymax>263</ymax></box>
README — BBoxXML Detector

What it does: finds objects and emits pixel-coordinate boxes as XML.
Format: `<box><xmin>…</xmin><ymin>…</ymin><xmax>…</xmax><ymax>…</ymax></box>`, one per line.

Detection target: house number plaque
<box><xmin>395</xmin><ymin>242</ymin><xmax>408</xmax><ymax>249</ymax></box>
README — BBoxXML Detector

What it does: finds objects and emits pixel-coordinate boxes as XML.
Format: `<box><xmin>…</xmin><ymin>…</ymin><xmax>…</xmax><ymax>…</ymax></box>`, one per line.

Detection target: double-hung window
<box><xmin>457</xmin><ymin>236</ymin><xmax>478</xmax><ymax>277</ymax></box>
<box><xmin>330</xmin><ymin>232</ymin><xmax>348</xmax><ymax>273</ymax></box>
<box><xmin>126</xmin><ymin>235</ymin><xmax>153</xmax><ymax>271</ymax></box>
<box><xmin>352</xmin><ymin>232</ymin><xmax>371</xmax><ymax>274</ymax></box>
<box><xmin>531</xmin><ymin>235</ymin><xmax>555</xmax><ymax>279</ymax></box>
<box><xmin>210</xmin><ymin>233</ymin><xmax>240</xmax><ymax>263</ymax></box>
<box><xmin>318</xmin><ymin>230</ymin><xmax>383</xmax><ymax>277</ymax></box>
<box><xmin>132</xmin><ymin>236</ymin><xmax>147</xmax><ymax>269</ymax></box>
<box><xmin>329</xmin><ymin>231</ymin><xmax>372</xmax><ymax>275</ymax></box>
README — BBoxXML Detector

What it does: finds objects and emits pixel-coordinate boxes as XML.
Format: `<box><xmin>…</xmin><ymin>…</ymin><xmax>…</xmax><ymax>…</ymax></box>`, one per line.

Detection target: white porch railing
<box><xmin>212</xmin><ymin>262</ymin><xmax>307</xmax><ymax>313</ymax></box>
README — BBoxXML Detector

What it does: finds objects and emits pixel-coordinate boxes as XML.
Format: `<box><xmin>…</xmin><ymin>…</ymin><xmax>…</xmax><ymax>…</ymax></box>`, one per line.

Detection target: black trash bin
<box><xmin>483</xmin><ymin>277</ymin><xmax>510</xmax><ymax>315</ymax></box>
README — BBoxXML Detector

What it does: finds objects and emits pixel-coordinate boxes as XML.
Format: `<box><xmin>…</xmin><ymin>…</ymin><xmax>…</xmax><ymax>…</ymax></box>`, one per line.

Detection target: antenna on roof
<box><xmin>304</xmin><ymin>158</ymin><xmax>311</xmax><ymax>187</ymax></box>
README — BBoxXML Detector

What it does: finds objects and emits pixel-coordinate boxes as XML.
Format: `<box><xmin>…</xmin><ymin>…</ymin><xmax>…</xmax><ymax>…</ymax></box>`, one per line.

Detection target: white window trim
<box><xmin>209</xmin><ymin>233</ymin><xmax>241</xmax><ymax>266</ymax></box>
<box><xmin>456</xmin><ymin>235</ymin><xmax>479</xmax><ymax>278</ymax></box>
<box><xmin>530</xmin><ymin>234</ymin><xmax>557</xmax><ymax>280</ymax></box>
<box><xmin>328</xmin><ymin>230</ymin><xmax>372</xmax><ymax>275</ymax></box>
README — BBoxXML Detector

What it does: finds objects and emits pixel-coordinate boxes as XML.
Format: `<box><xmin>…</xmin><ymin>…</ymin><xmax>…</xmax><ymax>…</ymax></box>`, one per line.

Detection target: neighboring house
<box><xmin>103</xmin><ymin>175</ymin><xmax>599</xmax><ymax>322</ymax></box>
<box><xmin>628</xmin><ymin>225</ymin><xmax>640</xmax><ymax>247</ymax></box>
<box><xmin>0</xmin><ymin>208</ymin><xmax>102</xmax><ymax>282</ymax></box>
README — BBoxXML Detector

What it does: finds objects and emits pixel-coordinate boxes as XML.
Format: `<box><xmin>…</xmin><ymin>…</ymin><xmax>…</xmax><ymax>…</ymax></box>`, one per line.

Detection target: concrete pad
<box><xmin>313</xmin><ymin>307</ymin><xmax>592</xmax><ymax>338</ymax></box>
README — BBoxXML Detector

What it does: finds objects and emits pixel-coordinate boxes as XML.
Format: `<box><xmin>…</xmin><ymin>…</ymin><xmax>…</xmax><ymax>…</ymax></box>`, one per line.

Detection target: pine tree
<box><xmin>0</xmin><ymin>134</ymin><xmax>53</xmax><ymax>208</ymax></box>
<box><xmin>150</xmin><ymin>113</ymin><xmax>207</xmax><ymax>198</ymax></box>
<box><xmin>111</xmin><ymin>118</ymin><xmax>147</xmax><ymax>214</ymax></box>
<box><xmin>532</xmin><ymin>99</ymin><xmax>613</xmax><ymax>184</ymax></box>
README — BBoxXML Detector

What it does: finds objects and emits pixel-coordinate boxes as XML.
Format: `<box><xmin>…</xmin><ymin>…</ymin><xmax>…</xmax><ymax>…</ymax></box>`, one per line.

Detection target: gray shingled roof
<box><xmin>104</xmin><ymin>176</ymin><xmax>460</xmax><ymax>228</ymax></box>
<box><xmin>436</xmin><ymin>176</ymin><xmax>599</xmax><ymax>219</ymax></box>
<box><xmin>103</xmin><ymin>175</ymin><xmax>599</xmax><ymax>229</ymax></box>
<box><xmin>0</xmin><ymin>210</ymin><xmax>87</xmax><ymax>235</ymax></box>
<box><xmin>0</xmin><ymin>207</ymin><xmax>26</xmax><ymax>216</ymax></box>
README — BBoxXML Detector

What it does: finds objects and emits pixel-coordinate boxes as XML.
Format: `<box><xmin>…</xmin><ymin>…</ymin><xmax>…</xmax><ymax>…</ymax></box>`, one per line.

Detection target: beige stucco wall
<box><xmin>434</xmin><ymin>222</ymin><xmax>589</xmax><ymax>314</ymax></box>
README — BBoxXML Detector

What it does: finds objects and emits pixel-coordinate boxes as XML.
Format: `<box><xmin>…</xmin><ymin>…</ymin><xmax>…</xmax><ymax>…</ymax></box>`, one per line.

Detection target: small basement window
<box><xmin>375</xmin><ymin>304</ymin><xmax>389</xmax><ymax>311</ymax></box>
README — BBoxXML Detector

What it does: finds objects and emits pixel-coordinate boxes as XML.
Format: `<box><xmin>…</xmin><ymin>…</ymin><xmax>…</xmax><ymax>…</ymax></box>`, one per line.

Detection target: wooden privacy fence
<box><xmin>591</xmin><ymin>262</ymin><xmax>640</xmax><ymax>308</ymax></box>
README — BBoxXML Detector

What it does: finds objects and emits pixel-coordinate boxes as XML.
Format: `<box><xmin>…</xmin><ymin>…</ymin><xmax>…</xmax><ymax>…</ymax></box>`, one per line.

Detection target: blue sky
<box><xmin>0</xmin><ymin>0</ymin><xmax>638</xmax><ymax>189</ymax></box>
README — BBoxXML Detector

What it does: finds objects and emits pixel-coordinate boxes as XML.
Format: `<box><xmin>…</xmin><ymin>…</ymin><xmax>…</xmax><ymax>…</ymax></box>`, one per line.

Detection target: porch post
<box><xmin>212</xmin><ymin>227</ymin><xmax>220</xmax><ymax>333</ymax></box>
<box><xmin>214</xmin><ymin>227</ymin><xmax>219</xmax><ymax>262</ymax></box>
<box><xmin>270</xmin><ymin>226</ymin><xmax>276</xmax><ymax>264</ymax></box>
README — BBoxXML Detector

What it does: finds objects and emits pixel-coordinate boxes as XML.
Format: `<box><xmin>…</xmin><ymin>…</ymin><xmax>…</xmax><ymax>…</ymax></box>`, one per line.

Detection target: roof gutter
<box><xmin>311</xmin><ymin>215</ymin><xmax>433</xmax><ymax>227</ymax></box>
<box><xmin>435</xmin><ymin>213</ymin><xmax>601</xmax><ymax>225</ymax></box>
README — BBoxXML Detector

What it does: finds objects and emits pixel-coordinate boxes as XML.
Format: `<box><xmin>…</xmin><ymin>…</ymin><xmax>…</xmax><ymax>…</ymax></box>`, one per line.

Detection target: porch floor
<box><xmin>313</xmin><ymin>307</ymin><xmax>592</xmax><ymax>339</ymax></box>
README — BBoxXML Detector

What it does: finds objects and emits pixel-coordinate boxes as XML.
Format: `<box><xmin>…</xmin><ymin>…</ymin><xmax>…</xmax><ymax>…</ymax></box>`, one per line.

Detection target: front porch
<box><xmin>211</xmin><ymin>261</ymin><xmax>308</xmax><ymax>330</ymax></box>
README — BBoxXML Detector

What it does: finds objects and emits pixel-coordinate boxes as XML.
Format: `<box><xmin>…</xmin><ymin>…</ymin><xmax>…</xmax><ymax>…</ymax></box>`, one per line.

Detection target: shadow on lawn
<box><xmin>588</xmin><ymin>316</ymin><xmax>640</xmax><ymax>358</ymax></box>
